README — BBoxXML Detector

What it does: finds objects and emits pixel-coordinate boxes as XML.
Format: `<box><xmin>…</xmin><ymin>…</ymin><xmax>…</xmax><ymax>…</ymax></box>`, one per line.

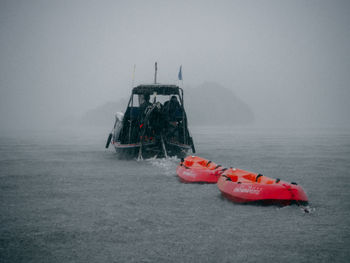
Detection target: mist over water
<box><xmin>1</xmin><ymin>0</ymin><xmax>350</xmax><ymax>131</ymax></box>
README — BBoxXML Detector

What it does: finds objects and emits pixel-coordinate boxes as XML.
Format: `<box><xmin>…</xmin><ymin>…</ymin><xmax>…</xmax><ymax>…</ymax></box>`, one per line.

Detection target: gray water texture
<box><xmin>0</xmin><ymin>127</ymin><xmax>349</xmax><ymax>262</ymax></box>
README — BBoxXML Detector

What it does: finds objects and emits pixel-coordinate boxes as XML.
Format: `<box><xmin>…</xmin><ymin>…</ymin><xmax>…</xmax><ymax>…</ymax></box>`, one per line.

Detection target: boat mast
<box><xmin>154</xmin><ymin>62</ymin><xmax>157</xmax><ymax>84</ymax></box>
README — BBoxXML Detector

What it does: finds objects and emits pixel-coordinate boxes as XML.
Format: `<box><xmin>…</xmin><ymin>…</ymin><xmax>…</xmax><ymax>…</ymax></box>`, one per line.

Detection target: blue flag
<box><xmin>178</xmin><ymin>65</ymin><xmax>182</xmax><ymax>80</ymax></box>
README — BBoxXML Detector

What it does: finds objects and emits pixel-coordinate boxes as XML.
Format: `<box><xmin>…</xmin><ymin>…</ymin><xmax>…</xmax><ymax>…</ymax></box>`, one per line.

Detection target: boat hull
<box><xmin>113</xmin><ymin>141</ymin><xmax>189</xmax><ymax>159</ymax></box>
<box><xmin>217</xmin><ymin>173</ymin><xmax>308</xmax><ymax>206</ymax></box>
<box><xmin>176</xmin><ymin>156</ymin><xmax>224</xmax><ymax>183</ymax></box>
<box><xmin>176</xmin><ymin>166</ymin><xmax>221</xmax><ymax>183</ymax></box>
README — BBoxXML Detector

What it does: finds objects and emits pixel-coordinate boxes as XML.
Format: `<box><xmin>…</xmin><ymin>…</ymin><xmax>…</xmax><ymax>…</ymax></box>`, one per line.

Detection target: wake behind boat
<box><xmin>106</xmin><ymin>83</ymin><xmax>195</xmax><ymax>159</ymax></box>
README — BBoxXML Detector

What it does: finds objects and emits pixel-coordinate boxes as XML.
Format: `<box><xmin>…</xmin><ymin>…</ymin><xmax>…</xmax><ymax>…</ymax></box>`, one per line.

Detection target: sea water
<box><xmin>0</xmin><ymin>126</ymin><xmax>349</xmax><ymax>262</ymax></box>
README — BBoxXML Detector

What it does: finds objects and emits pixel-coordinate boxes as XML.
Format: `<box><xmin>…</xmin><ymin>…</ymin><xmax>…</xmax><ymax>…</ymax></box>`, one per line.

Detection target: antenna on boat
<box><xmin>154</xmin><ymin>62</ymin><xmax>158</xmax><ymax>84</ymax></box>
<box><xmin>131</xmin><ymin>64</ymin><xmax>136</xmax><ymax>87</ymax></box>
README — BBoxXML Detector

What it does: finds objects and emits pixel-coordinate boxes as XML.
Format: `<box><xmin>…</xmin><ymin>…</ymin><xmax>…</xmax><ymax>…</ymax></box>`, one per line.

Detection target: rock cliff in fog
<box><xmin>185</xmin><ymin>82</ymin><xmax>254</xmax><ymax>125</ymax></box>
<box><xmin>81</xmin><ymin>98</ymin><xmax>128</xmax><ymax>127</ymax></box>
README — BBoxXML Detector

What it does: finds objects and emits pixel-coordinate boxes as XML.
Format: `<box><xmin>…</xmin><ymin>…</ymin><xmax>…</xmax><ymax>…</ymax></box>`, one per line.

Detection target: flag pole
<box><xmin>178</xmin><ymin>65</ymin><xmax>183</xmax><ymax>87</ymax></box>
<box><xmin>154</xmin><ymin>62</ymin><xmax>158</xmax><ymax>84</ymax></box>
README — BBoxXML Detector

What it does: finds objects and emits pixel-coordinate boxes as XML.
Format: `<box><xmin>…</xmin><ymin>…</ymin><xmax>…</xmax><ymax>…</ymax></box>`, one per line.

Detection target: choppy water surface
<box><xmin>1</xmin><ymin>127</ymin><xmax>349</xmax><ymax>262</ymax></box>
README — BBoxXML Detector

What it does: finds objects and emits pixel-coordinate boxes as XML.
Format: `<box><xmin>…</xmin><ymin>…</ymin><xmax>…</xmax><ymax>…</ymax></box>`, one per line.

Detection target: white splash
<box><xmin>145</xmin><ymin>156</ymin><xmax>179</xmax><ymax>176</ymax></box>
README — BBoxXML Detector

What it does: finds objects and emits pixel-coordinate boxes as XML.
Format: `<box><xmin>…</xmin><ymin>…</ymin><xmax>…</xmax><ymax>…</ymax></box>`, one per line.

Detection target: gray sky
<box><xmin>1</xmin><ymin>0</ymin><xmax>349</xmax><ymax>130</ymax></box>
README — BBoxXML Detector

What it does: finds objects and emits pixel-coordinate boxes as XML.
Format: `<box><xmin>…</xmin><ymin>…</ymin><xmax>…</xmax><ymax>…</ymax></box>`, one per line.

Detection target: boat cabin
<box><xmin>114</xmin><ymin>84</ymin><xmax>194</xmax><ymax>157</ymax></box>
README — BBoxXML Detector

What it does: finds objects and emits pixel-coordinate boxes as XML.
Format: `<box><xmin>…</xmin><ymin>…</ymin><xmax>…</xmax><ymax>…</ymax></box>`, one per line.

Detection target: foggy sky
<box><xmin>1</xmin><ymin>0</ymin><xmax>349</xmax><ymax>130</ymax></box>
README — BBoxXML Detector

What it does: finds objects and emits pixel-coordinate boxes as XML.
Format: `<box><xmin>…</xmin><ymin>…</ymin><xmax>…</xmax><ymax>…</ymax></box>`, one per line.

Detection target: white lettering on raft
<box><xmin>182</xmin><ymin>171</ymin><xmax>196</xmax><ymax>177</ymax></box>
<box><xmin>233</xmin><ymin>185</ymin><xmax>262</xmax><ymax>195</ymax></box>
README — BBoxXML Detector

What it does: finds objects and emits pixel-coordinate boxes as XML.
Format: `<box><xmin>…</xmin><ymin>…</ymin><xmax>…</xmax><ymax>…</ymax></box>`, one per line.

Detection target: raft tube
<box><xmin>176</xmin><ymin>156</ymin><xmax>226</xmax><ymax>183</ymax></box>
<box><xmin>217</xmin><ymin>168</ymin><xmax>308</xmax><ymax>206</ymax></box>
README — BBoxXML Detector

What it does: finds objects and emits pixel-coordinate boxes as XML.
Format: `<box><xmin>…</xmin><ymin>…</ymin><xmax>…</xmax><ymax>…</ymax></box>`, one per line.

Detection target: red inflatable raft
<box><xmin>217</xmin><ymin>168</ymin><xmax>308</xmax><ymax>205</ymax></box>
<box><xmin>176</xmin><ymin>156</ymin><xmax>226</xmax><ymax>183</ymax></box>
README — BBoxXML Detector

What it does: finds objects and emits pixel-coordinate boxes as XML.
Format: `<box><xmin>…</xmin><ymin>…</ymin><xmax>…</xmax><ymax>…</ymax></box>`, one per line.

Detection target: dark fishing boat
<box><xmin>105</xmin><ymin>83</ymin><xmax>195</xmax><ymax>159</ymax></box>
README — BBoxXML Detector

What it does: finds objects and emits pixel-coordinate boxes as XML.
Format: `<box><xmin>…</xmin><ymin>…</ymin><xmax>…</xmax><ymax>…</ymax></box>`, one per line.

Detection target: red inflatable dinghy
<box><xmin>217</xmin><ymin>168</ymin><xmax>308</xmax><ymax>206</ymax></box>
<box><xmin>176</xmin><ymin>156</ymin><xmax>226</xmax><ymax>183</ymax></box>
